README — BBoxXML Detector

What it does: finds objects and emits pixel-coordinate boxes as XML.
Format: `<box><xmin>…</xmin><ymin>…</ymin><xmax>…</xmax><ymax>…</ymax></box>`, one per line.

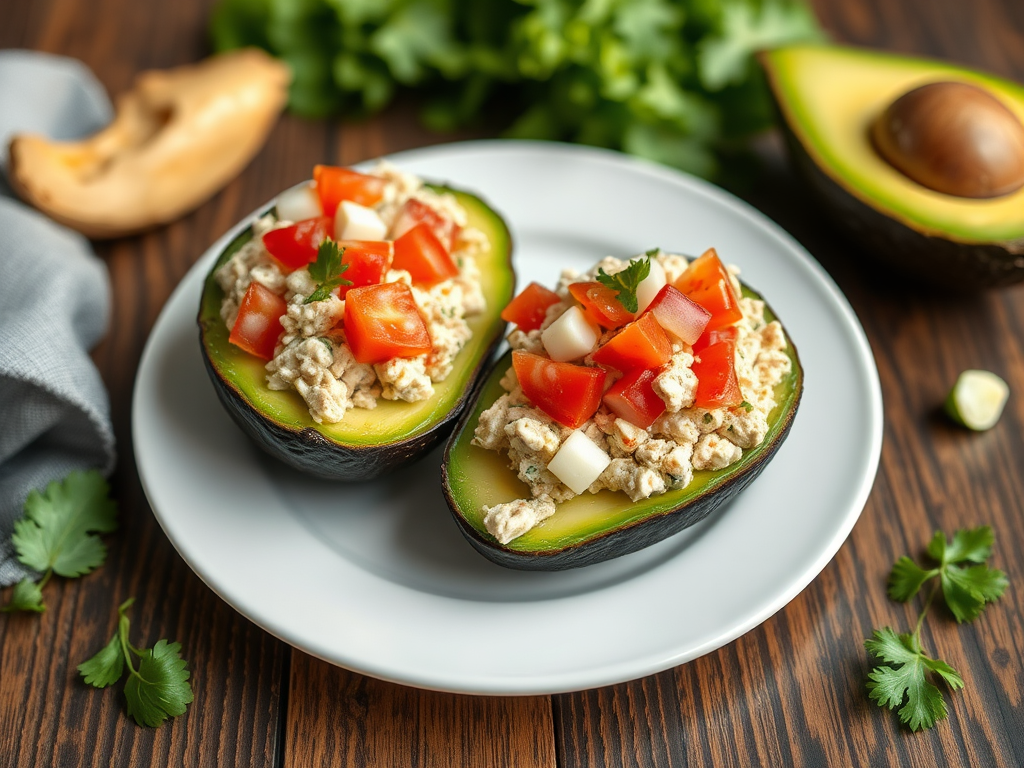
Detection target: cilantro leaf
<box><xmin>887</xmin><ymin>556</ymin><xmax>937</xmax><ymax>602</ymax></box>
<box><xmin>929</xmin><ymin>526</ymin><xmax>994</xmax><ymax>565</ymax></box>
<box><xmin>304</xmin><ymin>239</ymin><xmax>352</xmax><ymax>304</ymax></box>
<box><xmin>596</xmin><ymin>255</ymin><xmax>652</xmax><ymax>313</ymax></box>
<box><xmin>941</xmin><ymin>564</ymin><xmax>1008</xmax><ymax>623</ymax></box>
<box><xmin>867</xmin><ymin>526</ymin><xmax>1007</xmax><ymax>731</ymax></box>
<box><xmin>125</xmin><ymin>640</ymin><xmax>195</xmax><ymax>727</ymax></box>
<box><xmin>78</xmin><ymin>633</ymin><xmax>125</xmax><ymax>687</ymax></box>
<box><xmin>11</xmin><ymin>470</ymin><xmax>118</xmax><ymax>578</ymax></box>
<box><xmin>865</xmin><ymin>628</ymin><xmax>958</xmax><ymax>732</ymax></box>
<box><xmin>1</xmin><ymin>577</ymin><xmax>46</xmax><ymax>613</ymax></box>
<box><xmin>79</xmin><ymin>597</ymin><xmax>193</xmax><ymax>727</ymax></box>
<box><xmin>698</xmin><ymin>1</ymin><xmax>823</xmax><ymax>91</ymax></box>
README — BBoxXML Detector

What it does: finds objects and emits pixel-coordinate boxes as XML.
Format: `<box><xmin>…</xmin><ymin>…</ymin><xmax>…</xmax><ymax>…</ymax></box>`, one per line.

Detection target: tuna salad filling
<box><xmin>471</xmin><ymin>249</ymin><xmax>792</xmax><ymax>545</ymax></box>
<box><xmin>215</xmin><ymin>161</ymin><xmax>489</xmax><ymax>424</ymax></box>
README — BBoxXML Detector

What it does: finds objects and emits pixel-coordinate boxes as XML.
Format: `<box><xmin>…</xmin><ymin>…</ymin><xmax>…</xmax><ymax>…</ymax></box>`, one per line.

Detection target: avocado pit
<box><xmin>871</xmin><ymin>81</ymin><xmax>1024</xmax><ymax>199</ymax></box>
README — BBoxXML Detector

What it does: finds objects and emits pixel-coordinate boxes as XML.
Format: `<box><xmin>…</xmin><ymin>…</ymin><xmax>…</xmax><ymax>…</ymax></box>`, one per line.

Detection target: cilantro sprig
<box><xmin>866</xmin><ymin>526</ymin><xmax>1007</xmax><ymax>731</ymax></box>
<box><xmin>304</xmin><ymin>238</ymin><xmax>352</xmax><ymax>304</ymax></box>
<box><xmin>596</xmin><ymin>252</ymin><xmax>653</xmax><ymax>313</ymax></box>
<box><xmin>2</xmin><ymin>470</ymin><xmax>118</xmax><ymax>613</ymax></box>
<box><xmin>79</xmin><ymin>598</ymin><xmax>194</xmax><ymax>727</ymax></box>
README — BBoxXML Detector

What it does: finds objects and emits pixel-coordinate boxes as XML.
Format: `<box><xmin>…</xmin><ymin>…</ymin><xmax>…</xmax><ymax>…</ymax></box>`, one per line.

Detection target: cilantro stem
<box><xmin>37</xmin><ymin>568</ymin><xmax>53</xmax><ymax>590</ymax></box>
<box><xmin>911</xmin><ymin>582</ymin><xmax>939</xmax><ymax>653</ymax></box>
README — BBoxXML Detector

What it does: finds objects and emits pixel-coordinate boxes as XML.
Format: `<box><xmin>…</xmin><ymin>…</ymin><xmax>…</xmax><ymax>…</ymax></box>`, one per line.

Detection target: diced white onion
<box><xmin>334</xmin><ymin>200</ymin><xmax>387</xmax><ymax>241</ymax></box>
<box><xmin>541</xmin><ymin>306</ymin><xmax>599</xmax><ymax>362</ymax></box>
<box><xmin>547</xmin><ymin>430</ymin><xmax>611</xmax><ymax>495</ymax></box>
<box><xmin>635</xmin><ymin>258</ymin><xmax>666</xmax><ymax>315</ymax></box>
<box><xmin>275</xmin><ymin>183</ymin><xmax>322</xmax><ymax>223</ymax></box>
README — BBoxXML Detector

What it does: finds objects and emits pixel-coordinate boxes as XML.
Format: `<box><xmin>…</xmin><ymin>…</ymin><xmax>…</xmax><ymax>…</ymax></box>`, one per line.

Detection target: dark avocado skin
<box><xmin>198</xmin><ymin>188</ymin><xmax>514</xmax><ymax>481</ymax></box>
<box><xmin>200</xmin><ymin>335</ymin><xmax>482</xmax><ymax>480</ymax></box>
<box><xmin>780</xmin><ymin>123</ymin><xmax>1024</xmax><ymax>290</ymax></box>
<box><xmin>441</xmin><ymin>294</ymin><xmax>803</xmax><ymax>571</ymax></box>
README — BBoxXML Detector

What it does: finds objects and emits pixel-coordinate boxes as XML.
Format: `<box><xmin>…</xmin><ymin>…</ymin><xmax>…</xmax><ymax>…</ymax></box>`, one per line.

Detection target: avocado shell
<box><xmin>440</xmin><ymin>288</ymin><xmax>803</xmax><ymax>571</ymax></box>
<box><xmin>760</xmin><ymin>44</ymin><xmax>1024</xmax><ymax>289</ymax></box>
<box><xmin>197</xmin><ymin>185</ymin><xmax>515</xmax><ymax>481</ymax></box>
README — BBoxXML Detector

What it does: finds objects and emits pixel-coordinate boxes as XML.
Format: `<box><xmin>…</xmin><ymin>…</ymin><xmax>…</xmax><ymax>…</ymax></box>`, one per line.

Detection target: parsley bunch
<box><xmin>2</xmin><ymin>470</ymin><xmax>118</xmax><ymax>613</ymax></box>
<box><xmin>866</xmin><ymin>526</ymin><xmax>1007</xmax><ymax>731</ymax></box>
<box><xmin>304</xmin><ymin>239</ymin><xmax>352</xmax><ymax>304</ymax></box>
<box><xmin>79</xmin><ymin>598</ymin><xmax>194</xmax><ymax>727</ymax></box>
<box><xmin>209</xmin><ymin>0</ymin><xmax>823</xmax><ymax>180</ymax></box>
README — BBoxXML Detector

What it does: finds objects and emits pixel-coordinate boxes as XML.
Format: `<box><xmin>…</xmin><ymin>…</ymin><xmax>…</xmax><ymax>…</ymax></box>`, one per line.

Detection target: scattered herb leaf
<box><xmin>866</xmin><ymin>526</ymin><xmax>1006</xmax><ymax>731</ymax></box>
<box><xmin>1</xmin><ymin>578</ymin><xmax>45</xmax><ymax>613</ymax></box>
<box><xmin>596</xmin><ymin>255</ymin><xmax>651</xmax><ymax>313</ymax></box>
<box><xmin>2</xmin><ymin>470</ymin><xmax>118</xmax><ymax>613</ymax></box>
<box><xmin>304</xmin><ymin>239</ymin><xmax>352</xmax><ymax>304</ymax></box>
<box><xmin>78</xmin><ymin>598</ymin><xmax>194</xmax><ymax>727</ymax></box>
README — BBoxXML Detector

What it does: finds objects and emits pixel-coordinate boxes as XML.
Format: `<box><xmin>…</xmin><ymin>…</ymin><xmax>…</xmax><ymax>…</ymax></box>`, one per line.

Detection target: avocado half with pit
<box><xmin>441</xmin><ymin>288</ymin><xmax>803</xmax><ymax>571</ymax></box>
<box><xmin>760</xmin><ymin>44</ymin><xmax>1024</xmax><ymax>288</ymax></box>
<box><xmin>198</xmin><ymin>185</ymin><xmax>514</xmax><ymax>480</ymax></box>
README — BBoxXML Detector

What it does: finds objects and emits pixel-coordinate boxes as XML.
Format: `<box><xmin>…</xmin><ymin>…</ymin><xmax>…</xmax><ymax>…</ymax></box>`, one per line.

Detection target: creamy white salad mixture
<box><xmin>472</xmin><ymin>252</ymin><xmax>792</xmax><ymax>544</ymax></box>
<box><xmin>215</xmin><ymin>162</ymin><xmax>489</xmax><ymax>424</ymax></box>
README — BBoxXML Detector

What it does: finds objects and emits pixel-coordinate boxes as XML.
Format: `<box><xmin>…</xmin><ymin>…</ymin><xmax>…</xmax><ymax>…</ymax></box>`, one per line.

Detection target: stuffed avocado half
<box><xmin>198</xmin><ymin>182</ymin><xmax>514</xmax><ymax>480</ymax></box>
<box><xmin>441</xmin><ymin>259</ymin><xmax>803</xmax><ymax>571</ymax></box>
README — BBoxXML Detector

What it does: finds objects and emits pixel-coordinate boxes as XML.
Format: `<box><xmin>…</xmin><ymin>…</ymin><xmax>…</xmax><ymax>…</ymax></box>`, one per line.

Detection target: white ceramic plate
<box><xmin>133</xmin><ymin>141</ymin><xmax>882</xmax><ymax>695</ymax></box>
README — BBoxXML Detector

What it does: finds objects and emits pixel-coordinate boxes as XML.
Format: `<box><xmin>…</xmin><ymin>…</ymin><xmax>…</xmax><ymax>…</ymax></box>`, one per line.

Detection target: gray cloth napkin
<box><xmin>0</xmin><ymin>51</ymin><xmax>116</xmax><ymax>586</ymax></box>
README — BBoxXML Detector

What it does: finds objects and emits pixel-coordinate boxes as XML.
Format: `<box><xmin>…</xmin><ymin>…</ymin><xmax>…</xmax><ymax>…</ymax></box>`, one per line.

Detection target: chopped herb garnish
<box><xmin>703</xmin><ymin>413</ymin><xmax>713</xmax><ymax>424</ymax></box>
<box><xmin>739</xmin><ymin>401</ymin><xmax>754</xmax><ymax>412</ymax></box>
<box><xmin>596</xmin><ymin>254</ymin><xmax>651</xmax><ymax>313</ymax></box>
<box><xmin>304</xmin><ymin>239</ymin><xmax>352</xmax><ymax>304</ymax></box>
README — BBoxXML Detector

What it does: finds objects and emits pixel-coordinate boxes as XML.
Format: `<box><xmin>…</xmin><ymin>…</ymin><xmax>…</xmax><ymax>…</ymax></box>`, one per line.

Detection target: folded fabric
<box><xmin>0</xmin><ymin>51</ymin><xmax>116</xmax><ymax>586</ymax></box>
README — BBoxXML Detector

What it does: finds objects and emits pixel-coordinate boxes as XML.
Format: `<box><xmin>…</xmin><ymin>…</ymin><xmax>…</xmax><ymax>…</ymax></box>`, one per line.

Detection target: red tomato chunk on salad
<box><xmin>500</xmin><ymin>282</ymin><xmax>561</xmax><ymax>332</ymax></box>
<box><xmin>512</xmin><ymin>350</ymin><xmax>606</xmax><ymax>429</ymax></box>
<box><xmin>313</xmin><ymin>165</ymin><xmax>385</xmax><ymax>216</ymax></box>
<box><xmin>344</xmin><ymin>283</ymin><xmax>432</xmax><ymax>364</ymax></box>
<box><xmin>262</xmin><ymin>216</ymin><xmax>333</xmax><ymax>271</ymax></box>
<box><xmin>229</xmin><ymin>282</ymin><xmax>287</xmax><ymax>361</ymax></box>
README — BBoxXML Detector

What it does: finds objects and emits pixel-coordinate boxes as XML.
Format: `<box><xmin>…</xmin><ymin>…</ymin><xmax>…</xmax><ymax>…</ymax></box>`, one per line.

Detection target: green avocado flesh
<box><xmin>199</xmin><ymin>187</ymin><xmax>513</xmax><ymax>449</ymax></box>
<box><xmin>444</xmin><ymin>290</ymin><xmax>802</xmax><ymax>558</ymax></box>
<box><xmin>761</xmin><ymin>44</ymin><xmax>1024</xmax><ymax>244</ymax></box>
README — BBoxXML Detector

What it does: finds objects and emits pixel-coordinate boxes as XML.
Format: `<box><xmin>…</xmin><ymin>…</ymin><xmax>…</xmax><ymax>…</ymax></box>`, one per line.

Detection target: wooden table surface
<box><xmin>3</xmin><ymin>0</ymin><xmax>1024</xmax><ymax>766</ymax></box>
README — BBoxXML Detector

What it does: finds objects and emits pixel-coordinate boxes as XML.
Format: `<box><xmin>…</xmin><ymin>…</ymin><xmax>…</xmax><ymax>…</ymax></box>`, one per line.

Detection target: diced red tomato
<box><xmin>673</xmin><ymin>248</ymin><xmax>743</xmax><ymax>331</ymax></box>
<box><xmin>691</xmin><ymin>325</ymin><xmax>738</xmax><ymax>355</ymax></box>
<box><xmin>343</xmin><ymin>282</ymin><xmax>431</xmax><ymax>364</ymax></box>
<box><xmin>568</xmin><ymin>281</ymin><xmax>634</xmax><ymax>330</ymax></box>
<box><xmin>642</xmin><ymin>284</ymin><xmax>710</xmax><ymax>344</ymax></box>
<box><xmin>603</xmin><ymin>367</ymin><xmax>666</xmax><ymax>429</ymax></box>
<box><xmin>500</xmin><ymin>282</ymin><xmax>561</xmax><ymax>332</ymax></box>
<box><xmin>262</xmin><ymin>216</ymin><xmax>333</xmax><ymax>271</ymax></box>
<box><xmin>391</xmin><ymin>223</ymin><xmax>459</xmax><ymax>287</ymax></box>
<box><xmin>313</xmin><ymin>165</ymin><xmax>385</xmax><ymax>217</ymax></box>
<box><xmin>591</xmin><ymin>313</ymin><xmax>672</xmax><ymax>372</ymax></box>
<box><xmin>692</xmin><ymin>338</ymin><xmax>743</xmax><ymax>409</ymax></box>
<box><xmin>390</xmin><ymin>198</ymin><xmax>461</xmax><ymax>251</ymax></box>
<box><xmin>512</xmin><ymin>351</ymin><xmax>606</xmax><ymax>429</ymax></box>
<box><xmin>333</xmin><ymin>240</ymin><xmax>393</xmax><ymax>297</ymax></box>
<box><xmin>229</xmin><ymin>282</ymin><xmax>287</xmax><ymax>360</ymax></box>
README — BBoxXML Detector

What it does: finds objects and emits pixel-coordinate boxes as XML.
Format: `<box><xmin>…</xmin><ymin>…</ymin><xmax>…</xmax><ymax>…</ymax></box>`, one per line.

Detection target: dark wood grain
<box><xmin>286</xmin><ymin>654</ymin><xmax>556</xmax><ymax>768</ymax></box>
<box><xmin>2</xmin><ymin>0</ymin><xmax>1024</xmax><ymax>766</ymax></box>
